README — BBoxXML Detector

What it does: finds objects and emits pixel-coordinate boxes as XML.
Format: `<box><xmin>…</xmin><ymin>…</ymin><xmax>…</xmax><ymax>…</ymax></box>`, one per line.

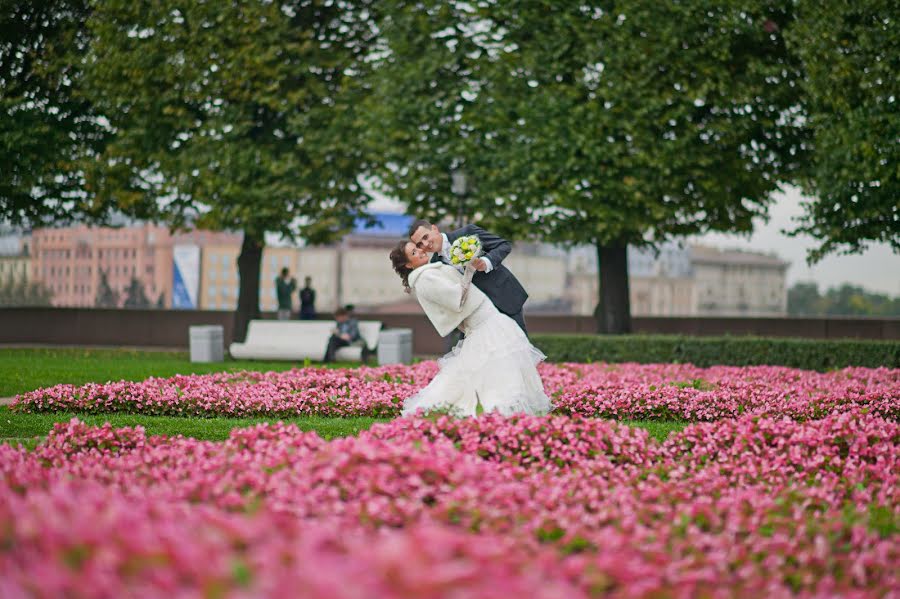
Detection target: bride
<box><xmin>389</xmin><ymin>240</ymin><xmax>552</xmax><ymax>417</ymax></box>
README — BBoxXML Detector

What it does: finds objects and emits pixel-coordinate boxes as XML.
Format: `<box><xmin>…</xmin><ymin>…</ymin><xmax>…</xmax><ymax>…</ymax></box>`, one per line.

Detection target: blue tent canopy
<box><xmin>352</xmin><ymin>213</ymin><xmax>414</xmax><ymax>237</ymax></box>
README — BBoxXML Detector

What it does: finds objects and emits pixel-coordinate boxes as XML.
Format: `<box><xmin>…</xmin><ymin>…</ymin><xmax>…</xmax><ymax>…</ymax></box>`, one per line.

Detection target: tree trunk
<box><xmin>233</xmin><ymin>232</ymin><xmax>263</xmax><ymax>343</ymax></box>
<box><xmin>594</xmin><ymin>243</ymin><xmax>632</xmax><ymax>334</ymax></box>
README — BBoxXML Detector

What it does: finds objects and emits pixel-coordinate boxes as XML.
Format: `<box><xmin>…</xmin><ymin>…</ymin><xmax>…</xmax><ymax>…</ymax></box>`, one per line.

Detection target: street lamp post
<box><xmin>447</xmin><ymin>167</ymin><xmax>469</xmax><ymax>352</ymax></box>
<box><xmin>451</xmin><ymin>168</ymin><xmax>468</xmax><ymax>228</ymax></box>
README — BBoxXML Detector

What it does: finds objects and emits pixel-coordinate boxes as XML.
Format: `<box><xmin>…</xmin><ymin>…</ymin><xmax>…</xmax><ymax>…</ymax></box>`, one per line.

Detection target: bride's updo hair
<box><xmin>389</xmin><ymin>240</ymin><xmax>413</xmax><ymax>294</ymax></box>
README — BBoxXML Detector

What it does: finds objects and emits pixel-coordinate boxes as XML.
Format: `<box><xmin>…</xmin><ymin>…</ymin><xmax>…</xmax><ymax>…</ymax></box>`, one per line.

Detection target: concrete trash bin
<box><xmin>189</xmin><ymin>325</ymin><xmax>225</xmax><ymax>363</ymax></box>
<box><xmin>377</xmin><ymin>328</ymin><xmax>413</xmax><ymax>365</ymax></box>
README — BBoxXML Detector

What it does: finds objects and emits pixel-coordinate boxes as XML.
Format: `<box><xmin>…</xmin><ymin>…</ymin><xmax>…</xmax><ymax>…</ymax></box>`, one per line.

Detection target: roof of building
<box><xmin>689</xmin><ymin>244</ymin><xmax>789</xmax><ymax>268</ymax></box>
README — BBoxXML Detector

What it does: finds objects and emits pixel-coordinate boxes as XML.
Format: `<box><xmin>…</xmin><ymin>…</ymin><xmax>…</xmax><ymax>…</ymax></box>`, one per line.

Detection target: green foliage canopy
<box><xmin>0</xmin><ymin>0</ymin><xmax>123</xmax><ymax>225</ymax></box>
<box><xmin>786</xmin><ymin>0</ymin><xmax>899</xmax><ymax>261</ymax></box>
<box><xmin>366</xmin><ymin>1</ymin><xmax>807</xmax><ymax>246</ymax></box>
<box><xmin>788</xmin><ymin>281</ymin><xmax>900</xmax><ymax>316</ymax></box>
<box><xmin>83</xmin><ymin>0</ymin><xmax>379</xmax><ymax>242</ymax></box>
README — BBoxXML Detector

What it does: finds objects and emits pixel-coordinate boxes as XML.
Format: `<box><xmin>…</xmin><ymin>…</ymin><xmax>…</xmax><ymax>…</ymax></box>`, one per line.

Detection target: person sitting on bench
<box><xmin>323</xmin><ymin>307</ymin><xmax>361</xmax><ymax>363</ymax></box>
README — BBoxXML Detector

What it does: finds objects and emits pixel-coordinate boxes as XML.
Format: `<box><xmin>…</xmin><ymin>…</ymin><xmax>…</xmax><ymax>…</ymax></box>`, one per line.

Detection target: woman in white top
<box><xmin>389</xmin><ymin>240</ymin><xmax>552</xmax><ymax>417</ymax></box>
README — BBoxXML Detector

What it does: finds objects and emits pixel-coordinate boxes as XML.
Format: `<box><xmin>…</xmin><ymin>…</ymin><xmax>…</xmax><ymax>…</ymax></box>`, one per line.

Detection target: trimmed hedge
<box><xmin>531</xmin><ymin>334</ymin><xmax>900</xmax><ymax>370</ymax></box>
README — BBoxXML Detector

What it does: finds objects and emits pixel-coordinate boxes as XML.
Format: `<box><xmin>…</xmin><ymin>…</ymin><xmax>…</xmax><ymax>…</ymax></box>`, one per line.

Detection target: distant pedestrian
<box><xmin>342</xmin><ymin>303</ymin><xmax>374</xmax><ymax>363</ymax></box>
<box><xmin>299</xmin><ymin>276</ymin><xmax>317</xmax><ymax>320</ymax></box>
<box><xmin>275</xmin><ymin>268</ymin><xmax>297</xmax><ymax>320</ymax></box>
<box><xmin>323</xmin><ymin>307</ymin><xmax>360</xmax><ymax>363</ymax></box>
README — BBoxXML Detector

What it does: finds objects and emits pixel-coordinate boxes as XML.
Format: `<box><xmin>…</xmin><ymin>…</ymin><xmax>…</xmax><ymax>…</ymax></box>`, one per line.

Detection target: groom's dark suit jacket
<box><xmin>430</xmin><ymin>224</ymin><xmax>528</xmax><ymax>316</ymax></box>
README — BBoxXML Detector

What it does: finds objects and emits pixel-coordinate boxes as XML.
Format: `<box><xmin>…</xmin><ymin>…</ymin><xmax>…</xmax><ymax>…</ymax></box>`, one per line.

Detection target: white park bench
<box><xmin>229</xmin><ymin>319</ymin><xmax>382</xmax><ymax>362</ymax></box>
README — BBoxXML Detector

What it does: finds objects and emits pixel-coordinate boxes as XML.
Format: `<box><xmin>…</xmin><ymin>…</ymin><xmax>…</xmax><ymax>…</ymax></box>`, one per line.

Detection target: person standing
<box><xmin>299</xmin><ymin>276</ymin><xmax>317</xmax><ymax>320</ymax></box>
<box><xmin>275</xmin><ymin>268</ymin><xmax>297</xmax><ymax>321</ymax></box>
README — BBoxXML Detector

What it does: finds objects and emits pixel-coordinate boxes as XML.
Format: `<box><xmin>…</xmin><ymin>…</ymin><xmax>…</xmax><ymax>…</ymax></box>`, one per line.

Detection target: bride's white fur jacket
<box><xmin>408</xmin><ymin>262</ymin><xmax>487</xmax><ymax>337</ymax></box>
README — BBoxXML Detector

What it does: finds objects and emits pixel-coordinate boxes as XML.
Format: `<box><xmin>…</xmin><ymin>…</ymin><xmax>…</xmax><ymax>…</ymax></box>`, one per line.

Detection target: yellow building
<box><xmin>199</xmin><ymin>245</ymin><xmax>343</xmax><ymax>313</ymax></box>
<box><xmin>199</xmin><ymin>244</ymin><xmax>242</xmax><ymax>311</ymax></box>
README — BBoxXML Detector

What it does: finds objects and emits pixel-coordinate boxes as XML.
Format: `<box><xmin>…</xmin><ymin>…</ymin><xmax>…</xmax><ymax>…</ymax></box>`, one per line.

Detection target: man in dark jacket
<box><xmin>275</xmin><ymin>268</ymin><xmax>297</xmax><ymax>320</ymax></box>
<box><xmin>408</xmin><ymin>219</ymin><xmax>529</xmax><ymax>334</ymax></box>
<box><xmin>298</xmin><ymin>276</ymin><xmax>316</xmax><ymax>320</ymax></box>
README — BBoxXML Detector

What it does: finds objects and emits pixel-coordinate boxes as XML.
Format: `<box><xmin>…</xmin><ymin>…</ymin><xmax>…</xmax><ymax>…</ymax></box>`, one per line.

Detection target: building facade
<box><xmin>23</xmin><ymin>219</ymin><xmax>789</xmax><ymax>318</ymax></box>
<box><xmin>560</xmin><ymin>243</ymin><xmax>788</xmax><ymax>317</ymax></box>
<box><xmin>30</xmin><ymin>225</ymin><xmax>240</xmax><ymax>308</ymax></box>
<box><xmin>196</xmin><ymin>216</ymin><xmax>570</xmax><ymax>315</ymax></box>
<box><xmin>628</xmin><ymin>245</ymin><xmax>695</xmax><ymax>316</ymax></box>
<box><xmin>691</xmin><ymin>245</ymin><xmax>789</xmax><ymax>316</ymax></box>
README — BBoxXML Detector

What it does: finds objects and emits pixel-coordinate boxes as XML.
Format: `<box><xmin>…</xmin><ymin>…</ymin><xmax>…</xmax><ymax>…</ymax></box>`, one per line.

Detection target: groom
<box><xmin>408</xmin><ymin>219</ymin><xmax>529</xmax><ymax>334</ymax></box>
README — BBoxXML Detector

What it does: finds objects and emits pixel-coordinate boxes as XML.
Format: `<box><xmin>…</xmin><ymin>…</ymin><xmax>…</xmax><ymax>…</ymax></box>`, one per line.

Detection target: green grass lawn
<box><xmin>0</xmin><ymin>407</ymin><xmax>385</xmax><ymax>448</ymax></box>
<box><xmin>0</xmin><ymin>347</ymin><xmax>358</xmax><ymax>397</ymax></box>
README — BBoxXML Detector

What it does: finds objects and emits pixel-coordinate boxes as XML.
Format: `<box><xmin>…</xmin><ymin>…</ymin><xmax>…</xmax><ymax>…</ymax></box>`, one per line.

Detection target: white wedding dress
<box><xmin>402</xmin><ymin>271</ymin><xmax>552</xmax><ymax>417</ymax></box>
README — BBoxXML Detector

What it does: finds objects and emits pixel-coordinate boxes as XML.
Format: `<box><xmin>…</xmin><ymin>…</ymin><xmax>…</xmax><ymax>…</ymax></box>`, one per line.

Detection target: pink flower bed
<box><xmin>2</xmin><ymin>412</ymin><xmax>898</xmax><ymax>597</ymax></box>
<box><xmin>11</xmin><ymin>362</ymin><xmax>900</xmax><ymax>421</ymax></box>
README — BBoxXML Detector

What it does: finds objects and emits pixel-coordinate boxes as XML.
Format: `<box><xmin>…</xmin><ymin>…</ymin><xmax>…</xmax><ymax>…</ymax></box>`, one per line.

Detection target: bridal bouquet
<box><xmin>449</xmin><ymin>235</ymin><xmax>482</xmax><ymax>307</ymax></box>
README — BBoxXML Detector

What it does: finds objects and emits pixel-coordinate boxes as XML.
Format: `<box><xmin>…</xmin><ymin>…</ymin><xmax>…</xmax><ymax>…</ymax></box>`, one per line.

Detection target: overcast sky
<box><xmin>370</xmin><ymin>186</ymin><xmax>900</xmax><ymax>296</ymax></box>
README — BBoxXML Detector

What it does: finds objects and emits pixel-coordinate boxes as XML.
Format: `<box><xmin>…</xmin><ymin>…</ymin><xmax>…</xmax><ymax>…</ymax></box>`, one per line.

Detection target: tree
<box><xmin>0</xmin><ymin>0</ymin><xmax>145</xmax><ymax>226</ymax></box>
<box><xmin>95</xmin><ymin>268</ymin><xmax>118</xmax><ymax>308</ymax></box>
<box><xmin>822</xmin><ymin>284</ymin><xmax>900</xmax><ymax>317</ymax></box>
<box><xmin>83</xmin><ymin>0</ymin><xmax>379</xmax><ymax>340</ymax></box>
<box><xmin>23</xmin><ymin>276</ymin><xmax>54</xmax><ymax>306</ymax></box>
<box><xmin>787</xmin><ymin>281</ymin><xmax>822</xmax><ymax>315</ymax></box>
<box><xmin>0</xmin><ymin>271</ymin><xmax>53</xmax><ymax>306</ymax></box>
<box><xmin>366</xmin><ymin>1</ymin><xmax>807</xmax><ymax>333</ymax></box>
<box><xmin>786</xmin><ymin>0</ymin><xmax>899</xmax><ymax>261</ymax></box>
<box><xmin>123</xmin><ymin>276</ymin><xmax>150</xmax><ymax>309</ymax></box>
<box><xmin>787</xmin><ymin>281</ymin><xmax>900</xmax><ymax>316</ymax></box>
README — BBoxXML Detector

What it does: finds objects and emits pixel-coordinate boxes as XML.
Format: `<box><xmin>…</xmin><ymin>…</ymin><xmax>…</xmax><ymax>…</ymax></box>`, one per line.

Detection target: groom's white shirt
<box><xmin>439</xmin><ymin>233</ymin><xmax>493</xmax><ymax>273</ymax></box>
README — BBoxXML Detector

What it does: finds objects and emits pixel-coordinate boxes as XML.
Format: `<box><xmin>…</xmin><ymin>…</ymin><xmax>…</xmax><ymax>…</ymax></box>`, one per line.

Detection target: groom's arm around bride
<box><xmin>408</xmin><ymin>219</ymin><xmax>529</xmax><ymax>335</ymax></box>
